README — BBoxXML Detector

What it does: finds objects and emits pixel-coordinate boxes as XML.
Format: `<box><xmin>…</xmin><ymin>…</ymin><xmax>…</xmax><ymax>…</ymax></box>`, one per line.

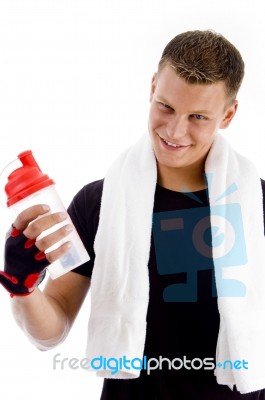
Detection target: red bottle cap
<box><xmin>5</xmin><ymin>150</ymin><xmax>54</xmax><ymax>207</ymax></box>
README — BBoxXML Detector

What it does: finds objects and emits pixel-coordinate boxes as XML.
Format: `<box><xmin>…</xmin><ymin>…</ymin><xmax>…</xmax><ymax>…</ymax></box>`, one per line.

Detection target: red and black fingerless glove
<box><xmin>0</xmin><ymin>226</ymin><xmax>50</xmax><ymax>297</ymax></box>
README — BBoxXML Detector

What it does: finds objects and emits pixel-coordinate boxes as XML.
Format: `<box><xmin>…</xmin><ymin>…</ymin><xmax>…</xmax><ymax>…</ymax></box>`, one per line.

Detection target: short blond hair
<box><xmin>158</xmin><ymin>30</ymin><xmax>245</xmax><ymax>101</ymax></box>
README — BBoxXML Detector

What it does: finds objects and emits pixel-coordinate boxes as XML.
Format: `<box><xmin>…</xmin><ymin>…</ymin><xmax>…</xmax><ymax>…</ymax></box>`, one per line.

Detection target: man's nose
<box><xmin>167</xmin><ymin>115</ymin><xmax>188</xmax><ymax>139</ymax></box>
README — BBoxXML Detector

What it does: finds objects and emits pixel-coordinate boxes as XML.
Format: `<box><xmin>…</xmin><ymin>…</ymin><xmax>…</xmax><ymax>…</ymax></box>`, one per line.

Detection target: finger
<box><xmin>35</xmin><ymin>224</ymin><xmax>74</xmax><ymax>252</ymax></box>
<box><xmin>23</xmin><ymin>211</ymin><xmax>68</xmax><ymax>239</ymax></box>
<box><xmin>45</xmin><ymin>241</ymin><xmax>72</xmax><ymax>264</ymax></box>
<box><xmin>14</xmin><ymin>204</ymin><xmax>50</xmax><ymax>231</ymax></box>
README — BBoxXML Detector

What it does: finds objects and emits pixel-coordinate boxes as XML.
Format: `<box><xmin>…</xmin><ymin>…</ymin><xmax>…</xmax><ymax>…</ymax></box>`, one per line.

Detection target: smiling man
<box><xmin>1</xmin><ymin>30</ymin><xmax>265</xmax><ymax>400</ymax></box>
<box><xmin>148</xmin><ymin>34</ymin><xmax>239</xmax><ymax>193</ymax></box>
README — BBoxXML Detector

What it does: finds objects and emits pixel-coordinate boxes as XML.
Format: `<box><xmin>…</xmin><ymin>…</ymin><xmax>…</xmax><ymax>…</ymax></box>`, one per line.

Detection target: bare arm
<box><xmin>11</xmin><ymin>272</ymin><xmax>90</xmax><ymax>350</ymax></box>
<box><xmin>8</xmin><ymin>204</ymin><xmax>91</xmax><ymax>350</ymax></box>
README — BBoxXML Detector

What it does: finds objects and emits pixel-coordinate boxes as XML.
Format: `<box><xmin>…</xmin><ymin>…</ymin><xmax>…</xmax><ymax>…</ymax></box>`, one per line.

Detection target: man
<box><xmin>1</xmin><ymin>30</ymin><xmax>265</xmax><ymax>399</ymax></box>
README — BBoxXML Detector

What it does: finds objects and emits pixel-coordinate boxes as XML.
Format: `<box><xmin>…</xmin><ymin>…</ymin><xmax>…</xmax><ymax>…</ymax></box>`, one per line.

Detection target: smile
<box><xmin>159</xmin><ymin>136</ymin><xmax>190</xmax><ymax>151</ymax></box>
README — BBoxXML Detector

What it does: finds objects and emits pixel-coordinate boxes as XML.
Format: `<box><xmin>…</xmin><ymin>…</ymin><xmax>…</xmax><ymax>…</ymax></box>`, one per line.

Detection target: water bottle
<box><xmin>4</xmin><ymin>150</ymin><xmax>90</xmax><ymax>279</ymax></box>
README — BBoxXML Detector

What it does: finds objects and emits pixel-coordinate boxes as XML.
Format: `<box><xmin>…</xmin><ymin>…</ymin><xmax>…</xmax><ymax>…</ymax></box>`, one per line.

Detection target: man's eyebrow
<box><xmin>156</xmin><ymin>96</ymin><xmax>174</xmax><ymax>109</ymax></box>
<box><xmin>190</xmin><ymin>110</ymin><xmax>215</xmax><ymax>116</ymax></box>
<box><xmin>156</xmin><ymin>96</ymin><xmax>215</xmax><ymax>116</ymax></box>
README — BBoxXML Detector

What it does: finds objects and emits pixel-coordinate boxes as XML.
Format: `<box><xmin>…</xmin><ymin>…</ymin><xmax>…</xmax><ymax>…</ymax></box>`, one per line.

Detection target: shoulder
<box><xmin>70</xmin><ymin>179</ymin><xmax>104</xmax><ymax>216</ymax></box>
<box><xmin>67</xmin><ymin>178</ymin><xmax>104</xmax><ymax>241</ymax></box>
<box><xmin>74</xmin><ymin>178</ymin><xmax>104</xmax><ymax>202</ymax></box>
<box><xmin>67</xmin><ymin>179</ymin><xmax>104</xmax><ymax>278</ymax></box>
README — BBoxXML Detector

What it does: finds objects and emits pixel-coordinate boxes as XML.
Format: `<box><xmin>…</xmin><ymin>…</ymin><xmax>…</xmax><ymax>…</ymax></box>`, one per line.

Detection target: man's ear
<box><xmin>220</xmin><ymin>100</ymin><xmax>238</xmax><ymax>129</ymax></box>
<box><xmin>150</xmin><ymin>73</ymin><xmax>157</xmax><ymax>102</ymax></box>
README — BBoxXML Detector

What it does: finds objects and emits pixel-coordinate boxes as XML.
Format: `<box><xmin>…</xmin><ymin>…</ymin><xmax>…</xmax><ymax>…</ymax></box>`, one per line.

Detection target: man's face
<box><xmin>148</xmin><ymin>65</ymin><xmax>237</xmax><ymax>177</ymax></box>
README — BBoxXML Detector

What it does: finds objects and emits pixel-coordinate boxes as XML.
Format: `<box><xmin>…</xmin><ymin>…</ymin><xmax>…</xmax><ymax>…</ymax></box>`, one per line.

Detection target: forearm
<box><xmin>10</xmin><ymin>288</ymin><xmax>69</xmax><ymax>350</ymax></box>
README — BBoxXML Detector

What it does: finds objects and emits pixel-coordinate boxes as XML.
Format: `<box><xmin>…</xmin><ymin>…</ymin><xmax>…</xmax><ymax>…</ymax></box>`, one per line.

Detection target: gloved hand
<box><xmin>0</xmin><ymin>225</ymin><xmax>49</xmax><ymax>297</ymax></box>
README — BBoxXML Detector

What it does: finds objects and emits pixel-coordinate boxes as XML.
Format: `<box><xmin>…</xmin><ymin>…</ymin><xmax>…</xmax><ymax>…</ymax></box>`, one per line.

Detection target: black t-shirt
<box><xmin>67</xmin><ymin>178</ymin><xmax>265</xmax><ymax>400</ymax></box>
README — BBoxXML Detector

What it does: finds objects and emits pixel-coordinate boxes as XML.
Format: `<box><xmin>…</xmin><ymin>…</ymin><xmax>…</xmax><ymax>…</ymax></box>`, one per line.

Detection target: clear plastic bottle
<box><xmin>4</xmin><ymin>150</ymin><xmax>90</xmax><ymax>279</ymax></box>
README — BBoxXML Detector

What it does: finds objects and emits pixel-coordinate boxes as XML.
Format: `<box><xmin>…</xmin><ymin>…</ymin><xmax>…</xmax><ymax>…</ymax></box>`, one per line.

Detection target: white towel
<box><xmin>86</xmin><ymin>132</ymin><xmax>265</xmax><ymax>394</ymax></box>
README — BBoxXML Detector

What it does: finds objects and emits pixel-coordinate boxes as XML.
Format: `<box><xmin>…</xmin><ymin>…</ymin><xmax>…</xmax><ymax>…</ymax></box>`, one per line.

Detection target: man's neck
<box><xmin>157</xmin><ymin>163</ymin><xmax>207</xmax><ymax>193</ymax></box>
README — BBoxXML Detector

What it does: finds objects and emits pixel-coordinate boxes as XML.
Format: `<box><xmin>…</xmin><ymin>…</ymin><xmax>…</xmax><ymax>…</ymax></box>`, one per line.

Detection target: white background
<box><xmin>0</xmin><ymin>0</ymin><xmax>264</xmax><ymax>399</ymax></box>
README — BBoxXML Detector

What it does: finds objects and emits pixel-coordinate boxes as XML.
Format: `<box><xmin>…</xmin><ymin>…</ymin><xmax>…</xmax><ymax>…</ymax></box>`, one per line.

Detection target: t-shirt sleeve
<box><xmin>67</xmin><ymin>179</ymin><xmax>103</xmax><ymax>277</ymax></box>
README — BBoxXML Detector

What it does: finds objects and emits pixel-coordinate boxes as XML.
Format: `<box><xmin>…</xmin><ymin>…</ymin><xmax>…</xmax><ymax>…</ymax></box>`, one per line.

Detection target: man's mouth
<box><xmin>159</xmin><ymin>136</ymin><xmax>190</xmax><ymax>150</ymax></box>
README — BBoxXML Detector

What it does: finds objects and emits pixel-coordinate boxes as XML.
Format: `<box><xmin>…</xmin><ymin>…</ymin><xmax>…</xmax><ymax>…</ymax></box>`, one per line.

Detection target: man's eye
<box><xmin>192</xmin><ymin>114</ymin><xmax>205</xmax><ymax>120</ymax></box>
<box><xmin>159</xmin><ymin>102</ymin><xmax>173</xmax><ymax>111</ymax></box>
